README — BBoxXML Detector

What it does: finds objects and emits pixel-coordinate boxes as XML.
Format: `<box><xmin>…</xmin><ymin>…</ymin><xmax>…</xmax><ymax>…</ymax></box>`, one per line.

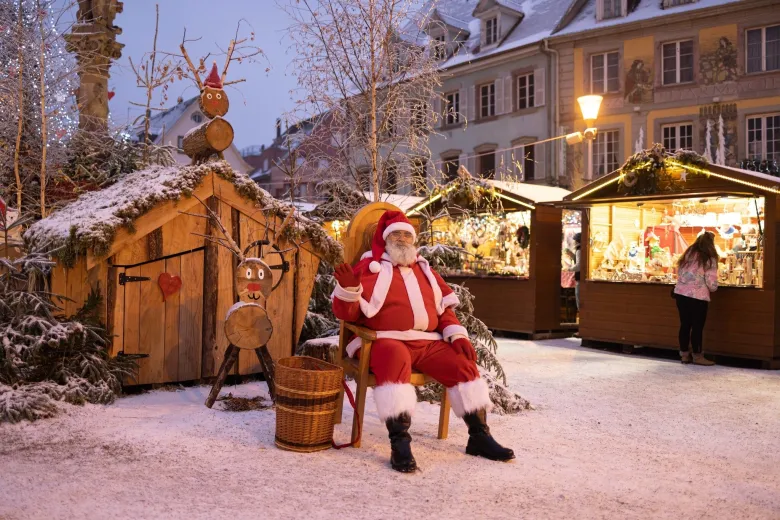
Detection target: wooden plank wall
<box><xmin>531</xmin><ymin>206</ymin><xmax>565</xmax><ymax>331</ymax></box>
<box><xmin>445</xmin><ymin>275</ymin><xmax>535</xmax><ymax>334</ymax></box>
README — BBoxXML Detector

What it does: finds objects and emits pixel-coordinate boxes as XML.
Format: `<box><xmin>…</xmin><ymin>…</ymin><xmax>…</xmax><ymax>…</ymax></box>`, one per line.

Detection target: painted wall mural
<box><xmin>699</xmin><ymin>103</ymin><xmax>738</xmax><ymax>166</ymax></box>
<box><xmin>700</xmin><ymin>37</ymin><xmax>738</xmax><ymax>85</ymax></box>
<box><xmin>625</xmin><ymin>59</ymin><xmax>653</xmax><ymax>104</ymax></box>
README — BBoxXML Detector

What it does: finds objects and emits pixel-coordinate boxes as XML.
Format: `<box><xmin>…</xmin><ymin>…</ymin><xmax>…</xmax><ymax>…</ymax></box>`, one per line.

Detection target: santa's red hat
<box><xmin>367</xmin><ymin>211</ymin><xmax>416</xmax><ymax>273</ymax></box>
<box><xmin>203</xmin><ymin>62</ymin><xmax>223</xmax><ymax>89</ymax></box>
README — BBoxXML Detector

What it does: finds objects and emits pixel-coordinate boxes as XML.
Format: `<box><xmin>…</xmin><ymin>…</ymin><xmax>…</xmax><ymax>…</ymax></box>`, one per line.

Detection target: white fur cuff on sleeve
<box><xmin>442</xmin><ymin>324</ymin><xmax>468</xmax><ymax>342</ymax></box>
<box><xmin>441</xmin><ymin>292</ymin><xmax>460</xmax><ymax>309</ymax></box>
<box><xmin>332</xmin><ymin>283</ymin><xmax>362</xmax><ymax>302</ymax></box>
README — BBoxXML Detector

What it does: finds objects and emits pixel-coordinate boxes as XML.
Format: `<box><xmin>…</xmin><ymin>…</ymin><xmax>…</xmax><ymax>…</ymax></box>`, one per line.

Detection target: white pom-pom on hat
<box><xmin>369</xmin><ymin>261</ymin><xmax>382</xmax><ymax>274</ymax></box>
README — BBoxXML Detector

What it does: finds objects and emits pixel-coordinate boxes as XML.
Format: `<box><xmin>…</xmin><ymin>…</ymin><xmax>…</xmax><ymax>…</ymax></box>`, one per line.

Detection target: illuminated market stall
<box><xmin>561</xmin><ymin>146</ymin><xmax>780</xmax><ymax>367</ymax></box>
<box><xmin>406</xmin><ymin>172</ymin><xmax>577</xmax><ymax>337</ymax></box>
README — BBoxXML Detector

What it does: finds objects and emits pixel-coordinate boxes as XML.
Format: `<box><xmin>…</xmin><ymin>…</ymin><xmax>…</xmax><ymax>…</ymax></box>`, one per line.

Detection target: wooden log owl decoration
<box><xmin>180</xmin><ymin>43</ymin><xmax>237</xmax><ymax>164</ymax></box>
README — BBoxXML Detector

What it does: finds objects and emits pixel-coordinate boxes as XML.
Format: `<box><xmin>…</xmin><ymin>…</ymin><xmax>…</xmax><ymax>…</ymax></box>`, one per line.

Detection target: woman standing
<box><xmin>571</xmin><ymin>233</ymin><xmax>582</xmax><ymax>312</ymax></box>
<box><xmin>673</xmin><ymin>232</ymin><xmax>718</xmax><ymax>365</ymax></box>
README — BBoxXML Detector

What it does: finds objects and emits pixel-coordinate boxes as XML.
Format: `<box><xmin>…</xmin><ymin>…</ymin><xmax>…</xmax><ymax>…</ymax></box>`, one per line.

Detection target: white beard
<box><xmin>386</xmin><ymin>242</ymin><xmax>418</xmax><ymax>267</ymax></box>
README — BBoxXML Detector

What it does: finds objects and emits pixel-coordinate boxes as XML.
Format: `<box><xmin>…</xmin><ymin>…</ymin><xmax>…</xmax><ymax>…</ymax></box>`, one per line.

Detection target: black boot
<box><xmin>463</xmin><ymin>409</ymin><xmax>515</xmax><ymax>462</ymax></box>
<box><xmin>385</xmin><ymin>412</ymin><xmax>417</xmax><ymax>473</ymax></box>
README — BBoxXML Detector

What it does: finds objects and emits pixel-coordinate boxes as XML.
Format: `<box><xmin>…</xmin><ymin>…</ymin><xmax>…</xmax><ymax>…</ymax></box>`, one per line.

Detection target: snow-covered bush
<box><xmin>0</xmin><ymin>250</ymin><xmax>136</xmax><ymax>423</ymax></box>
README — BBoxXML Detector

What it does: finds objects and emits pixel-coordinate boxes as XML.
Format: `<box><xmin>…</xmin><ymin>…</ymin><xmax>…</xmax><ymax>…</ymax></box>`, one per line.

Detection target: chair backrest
<box><xmin>342</xmin><ymin>201</ymin><xmax>402</xmax><ymax>266</ymax></box>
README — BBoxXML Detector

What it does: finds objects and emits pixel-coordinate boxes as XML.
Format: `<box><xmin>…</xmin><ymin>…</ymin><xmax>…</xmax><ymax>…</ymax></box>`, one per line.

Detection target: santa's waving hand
<box><xmin>332</xmin><ymin>211</ymin><xmax>514</xmax><ymax>473</ymax></box>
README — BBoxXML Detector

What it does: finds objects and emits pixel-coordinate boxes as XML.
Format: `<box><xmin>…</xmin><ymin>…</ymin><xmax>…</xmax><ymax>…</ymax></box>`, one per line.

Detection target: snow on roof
<box><xmin>135</xmin><ymin>97</ymin><xmax>199</xmax><ymax>141</ymax></box>
<box><xmin>554</xmin><ymin>0</ymin><xmax>741</xmax><ymax>37</ymax></box>
<box><xmin>488</xmin><ymin>180</ymin><xmax>571</xmax><ymax>203</ymax></box>
<box><xmin>362</xmin><ymin>192</ymin><xmax>425</xmax><ymax>212</ymax></box>
<box><xmin>438</xmin><ymin>0</ymin><xmax>570</xmax><ymax>69</ymax></box>
<box><xmin>25</xmin><ymin>161</ymin><xmax>342</xmax><ymax>266</ymax></box>
<box><xmin>715</xmin><ymin>164</ymin><xmax>780</xmax><ymax>187</ymax></box>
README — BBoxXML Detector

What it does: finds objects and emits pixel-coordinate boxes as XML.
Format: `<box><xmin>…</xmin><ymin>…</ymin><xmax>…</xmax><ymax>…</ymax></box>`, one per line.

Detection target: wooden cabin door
<box><xmin>117</xmin><ymin>249</ymin><xmax>205</xmax><ymax>385</ymax></box>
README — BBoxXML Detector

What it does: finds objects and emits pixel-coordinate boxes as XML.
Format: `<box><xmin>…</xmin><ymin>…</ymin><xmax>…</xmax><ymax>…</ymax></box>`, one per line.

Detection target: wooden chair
<box><xmin>333</xmin><ymin>202</ymin><xmax>451</xmax><ymax>448</ymax></box>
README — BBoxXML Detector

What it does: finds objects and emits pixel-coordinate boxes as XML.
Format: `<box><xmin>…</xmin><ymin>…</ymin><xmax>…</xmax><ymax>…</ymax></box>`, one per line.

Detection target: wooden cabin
<box><xmin>406</xmin><ymin>177</ymin><xmax>577</xmax><ymax>338</ymax></box>
<box><xmin>561</xmin><ymin>151</ymin><xmax>780</xmax><ymax>368</ymax></box>
<box><xmin>25</xmin><ymin>162</ymin><xmax>341</xmax><ymax>384</ymax></box>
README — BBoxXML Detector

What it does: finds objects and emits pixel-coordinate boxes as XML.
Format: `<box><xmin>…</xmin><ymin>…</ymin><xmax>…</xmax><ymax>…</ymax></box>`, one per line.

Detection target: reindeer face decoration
<box><xmin>236</xmin><ymin>258</ymin><xmax>273</xmax><ymax>302</ymax></box>
<box><xmin>200</xmin><ymin>63</ymin><xmax>229</xmax><ymax>118</ymax></box>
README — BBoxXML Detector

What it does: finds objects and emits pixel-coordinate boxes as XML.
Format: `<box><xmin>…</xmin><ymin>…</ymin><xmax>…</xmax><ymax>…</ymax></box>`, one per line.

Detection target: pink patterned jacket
<box><xmin>673</xmin><ymin>257</ymin><xmax>718</xmax><ymax>302</ymax></box>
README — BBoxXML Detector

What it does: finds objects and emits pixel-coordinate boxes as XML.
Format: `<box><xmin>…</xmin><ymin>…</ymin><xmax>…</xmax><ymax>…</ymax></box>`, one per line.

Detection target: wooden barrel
<box><xmin>274</xmin><ymin>356</ymin><xmax>343</xmax><ymax>453</ymax></box>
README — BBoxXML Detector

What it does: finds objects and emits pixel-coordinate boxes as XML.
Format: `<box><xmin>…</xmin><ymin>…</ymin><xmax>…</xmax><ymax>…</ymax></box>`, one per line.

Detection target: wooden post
<box><xmin>201</xmin><ymin>197</ymin><xmax>220</xmax><ymax>376</ymax></box>
<box><xmin>205</xmin><ymin>344</ymin><xmax>239</xmax><ymax>408</ymax></box>
<box><xmin>255</xmin><ymin>345</ymin><xmax>276</xmax><ymax>400</ymax></box>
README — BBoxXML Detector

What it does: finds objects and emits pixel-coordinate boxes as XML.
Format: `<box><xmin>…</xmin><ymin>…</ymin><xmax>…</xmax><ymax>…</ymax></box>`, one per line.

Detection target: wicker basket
<box><xmin>274</xmin><ymin>356</ymin><xmax>344</xmax><ymax>453</ymax></box>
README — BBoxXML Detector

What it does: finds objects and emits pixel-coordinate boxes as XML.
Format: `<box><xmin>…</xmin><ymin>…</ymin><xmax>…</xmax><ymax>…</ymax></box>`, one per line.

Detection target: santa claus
<box><xmin>332</xmin><ymin>211</ymin><xmax>514</xmax><ymax>472</ymax></box>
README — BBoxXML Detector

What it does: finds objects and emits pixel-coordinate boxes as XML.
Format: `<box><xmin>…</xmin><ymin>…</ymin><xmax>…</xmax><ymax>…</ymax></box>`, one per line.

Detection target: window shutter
<box><xmin>432</xmin><ymin>95</ymin><xmax>441</xmax><ymax>128</ymax></box>
<box><xmin>534</xmin><ymin>68</ymin><xmax>546</xmax><ymax>107</ymax></box>
<box><xmin>504</xmin><ymin>75</ymin><xmax>513</xmax><ymax>113</ymax></box>
<box><xmin>459</xmin><ymin>87</ymin><xmax>467</xmax><ymax>124</ymax></box>
<box><xmin>495</xmin><ymin>78</ymin><xmax>504</xmax><ymax>114</ymax></box>
<box><xmin>469</xmin><ymin>85</ymin><xmax>476</xmax><ymax>121</ymax></box>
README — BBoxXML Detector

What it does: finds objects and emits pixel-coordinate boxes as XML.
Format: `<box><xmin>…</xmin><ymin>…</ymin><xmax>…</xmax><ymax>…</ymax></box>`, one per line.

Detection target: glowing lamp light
<box><xmin>577</xmin><ymin>95</ymin><xmax>603</xmax><ymax>127</ymax></box>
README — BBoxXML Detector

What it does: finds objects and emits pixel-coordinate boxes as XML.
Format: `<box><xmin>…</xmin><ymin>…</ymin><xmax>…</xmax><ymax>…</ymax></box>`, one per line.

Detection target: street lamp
<box><xmin>577</xmin><ymin>94</ymin><xmax>603</xmax><ymax>179</ymax></box>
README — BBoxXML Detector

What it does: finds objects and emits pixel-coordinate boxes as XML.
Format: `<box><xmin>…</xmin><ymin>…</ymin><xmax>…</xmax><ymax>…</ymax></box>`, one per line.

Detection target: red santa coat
<box><xmin>332</xmin><ymin>252</ymin><xmax>468</xmax><ymax>357</ymax></box>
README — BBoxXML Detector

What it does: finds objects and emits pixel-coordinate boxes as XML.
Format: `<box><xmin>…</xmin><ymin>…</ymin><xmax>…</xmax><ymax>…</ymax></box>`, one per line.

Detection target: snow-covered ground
<box><xmin>2</xmin><ymin>338</ymin><xmax>779</xmax><ymax>520</ymax></box>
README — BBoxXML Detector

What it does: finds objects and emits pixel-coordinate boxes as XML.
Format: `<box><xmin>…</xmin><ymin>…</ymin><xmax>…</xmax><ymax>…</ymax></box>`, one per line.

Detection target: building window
<box><xmin>177</xmin><ymin>136</ymin><xmax>184</xmax><ymax>150</ymax></box>
<box><xmin>385</xmin><ymin>114</ymin><xmax>395</xmax><ymax>137</ymax></box>
<box><xmin>382</xmin><ymin>165</ymin><xmax>398</xmax><ymax>194</ymax></box>
<box><xmin>263</xmin><ymin>158</ymin><xmax>269</xmax><ymax>171</ymax></box>
<box><xmin>191</xmin><ymin>112</ymin><xmax>203</xmax><ymax>124</ymax></box>
<box><xmin>592</xmin><ymin>130</ymin><xmax>620</xmax><ymax>176</ymax></box>
<box><xmin>442</xmin><ymin>156</ymin><xmax>459</xmax><ymax>181</ymax></box>
<box><xmin>523</xmin><ymin>144</ymin><xmax>535</xmax><ymax>180</ymax></box>
<box><xmin>746</xmin><ymin>25</ymin><xmax>780</xmax><ymax>74</ymax></box>
<box><xmin>432</xmin><ymin>35</ymin><xmax>446</xmax><ymax>60</ymax></box>
<box><xmin>411</xmin><ymin>158</ymin><xmax>427</xmax><ymax>195</ymax></box>
<box><xmin>601</xmin><ymin>0</ymin><xmax>623</xmax><ymax>19</ymax></box>
<box><xmin>516</xmin><ymin>73</ymin><xmax>535</xmax><ymax>110</ymax></box>
<box><xmin>662</xmin><ymin>123</ymin><xmax>693</xmax><ymax>151</ymax></box>
<box><xmin>747</xmin><ymin>114</ymin><xmax>780</xmax><ymax>162</ymax></box>
<box><xmin>478</xmin><ymin>150</ymin><xmax>496</xmax><ymax>179</ymax></box>
<box><xmin>412</xmin><ymin>103</ymin><xmax>427</xmax><ymax>133</ymax></box>
<box><xmin>662</xmin><ymin>40</ymin><xmax>694</xmax><ymax>85</ymax></box>
<box><xmin>485</xmin><ymin>17</ymin><xmax>498</xmax><ymax>46</ymax></box>
<box><xmin>445</xmin><ymin>92</ymin><xmax>460</xmax><ymax>125</ymax></box>
<box><xmin>590</xmin><ymin>52</ymin><xmax>620</xmax><ymax>94</ymax></box>
<box><xmin>480</xmin><ymin>83</ymin><xmax>495</xmax><ymax>118</ymax></box>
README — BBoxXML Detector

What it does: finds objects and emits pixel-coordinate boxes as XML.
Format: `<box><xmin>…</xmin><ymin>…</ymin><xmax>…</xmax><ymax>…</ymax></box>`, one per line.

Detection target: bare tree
<box><xmin>281</xmin><ymin>0</ymin><xmax>445</xmax><ymax>201</ymax></box>
<box><xmin>127</xmin><ymin>4</ymin><xmax>184</xmax><ymax>165</ymax></box>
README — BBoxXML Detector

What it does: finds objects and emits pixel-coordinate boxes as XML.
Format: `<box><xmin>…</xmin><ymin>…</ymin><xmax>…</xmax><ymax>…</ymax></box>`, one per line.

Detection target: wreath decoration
<box><xmin>516</xmin><ymin>225</ymin><xmax>530</xmax><ymax>250</ymax></box>
<box><xmin>617</xmin><ymin>144</ymin><xmax>709</xmax><ymax>196</ymax></box>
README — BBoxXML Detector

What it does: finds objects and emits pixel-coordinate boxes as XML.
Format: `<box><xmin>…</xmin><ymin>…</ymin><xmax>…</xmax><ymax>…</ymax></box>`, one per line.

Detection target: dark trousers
<box><xmin>675</xmin><ymin>294</ymin><xmax>709</xmax><ymax>353</ymax></box>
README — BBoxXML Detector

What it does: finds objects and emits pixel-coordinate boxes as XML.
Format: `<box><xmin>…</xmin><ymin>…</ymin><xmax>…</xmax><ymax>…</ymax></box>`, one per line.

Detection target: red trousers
<box><xmin>358</xmin><ymin>338</ymin><xmax>479</xmax><ymax>387</ymax></box>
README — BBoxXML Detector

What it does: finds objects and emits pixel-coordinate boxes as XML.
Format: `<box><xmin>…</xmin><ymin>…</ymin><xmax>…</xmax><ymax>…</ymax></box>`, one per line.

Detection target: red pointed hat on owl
<box><xmin>367</xmin><ymin>211</ymin><xmax>416</xmax><ymax>273</ymax></box>
<box><xmin>204</xmin><ymin>62</ymin><xmax>223</xmax><ymax>89</ymax></box>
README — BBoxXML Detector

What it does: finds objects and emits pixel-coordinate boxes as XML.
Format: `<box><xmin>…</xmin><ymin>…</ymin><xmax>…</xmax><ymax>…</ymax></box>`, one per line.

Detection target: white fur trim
<box><xmin>345</xmin><ymin>330</ymin><xmax>443</xmax><ymax>358</ymax></box>
<box><xmin>441</xmin><ymin>291</ymin><xmax>460</xmax><ymax>309</ymax></box>
<box><xmin>415</xmin><ymin>256</ymin><xmax>445</xmax><ymax>315</ymax></box>
<box><xmin>369</xmin><ymin>261</ymin><xmax>381</xmax><ymax>274</ymax></box>
<box><xmin>360</xmin><ymin>251</ymin><xmax>373</xmax><ymax>260</ymax></box>
<box><xmin>373</xmin><ymin>383</ymin><xmax>417</xmax><ymax>421</ymax></box>
<box><xmin>346</xmin><ymin>337</ymin><xmax>362</xmax><ymax>357</ymax></box>
<box><xmin>446</xmin><ymin>377</ymin><xmax>493</xmax><ymax>418</ymax></box>
<box><xmin>382</xmin><ymin>222</ymin><xmax>416</xmax><ymax>241</ymax></box>
<box><xmin>331</xmin><ymin>283</ymin><xmax>362</xmax><ymax>302</ymax></box>
<box><xmin>357</xmin><ymin>254</ymin><xmax>394</xmax><ymax>318</ymax></box>
<box><xmin>399</xmin><ymin>267</ymin><xmax>429</xmax><ymax>330</ymax></box>
<box><xmin>442</xmin><ymin>324</ymin><xmax>468</xmax><ymax>342</ymax></box>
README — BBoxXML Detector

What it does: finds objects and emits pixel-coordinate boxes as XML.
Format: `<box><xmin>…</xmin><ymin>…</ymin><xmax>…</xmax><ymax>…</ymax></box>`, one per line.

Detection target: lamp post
<box><xmin>577</xmin><ymin>95</ymin><xmax>603</xmax><ymax>180</ymax></box>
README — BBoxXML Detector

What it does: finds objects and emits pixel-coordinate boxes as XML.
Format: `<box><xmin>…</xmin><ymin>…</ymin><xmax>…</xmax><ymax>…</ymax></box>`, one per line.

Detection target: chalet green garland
<box><xmin>617</xmin><ymin>144</ymin><xmax>710</xmax><ymax>196</ymax></box>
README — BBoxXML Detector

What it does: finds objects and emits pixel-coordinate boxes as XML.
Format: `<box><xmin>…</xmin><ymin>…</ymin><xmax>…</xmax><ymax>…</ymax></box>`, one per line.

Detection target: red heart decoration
<box><xmin>158</xmin><ymin>273</ymin><xmax>182</xmax><ymax>302</ymax></box>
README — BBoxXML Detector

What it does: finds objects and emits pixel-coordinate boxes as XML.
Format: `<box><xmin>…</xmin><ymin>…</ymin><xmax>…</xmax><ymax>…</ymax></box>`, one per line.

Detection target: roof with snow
<box><xmin>431</xmin><ymin>0</ymin><xmax>571</xmax><ymax>70</ymax></box>
<box><xmin>487</xmin><ymin>180</ymin><xmax>571</xmax><ymax>203</ymax></box>
<box><xmin>133</xmin><ymin>96</ymin><xmax>198</xmax><ymax>142</ymax></box>
<box><xmin>25</xmin><ymin>161</ymin><xmax>342</xmax><ymax>267</ymax></box>
<box><xmin>553</xmin><ymin>0</ymin><xmax>741</xmax><ymax>37</ymax></box>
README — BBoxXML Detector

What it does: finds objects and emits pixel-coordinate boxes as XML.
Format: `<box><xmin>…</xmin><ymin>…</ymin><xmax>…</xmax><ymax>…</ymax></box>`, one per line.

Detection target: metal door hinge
<box><xmin>119</xmin><ymin>273</ymin><xmax>151</xmax><ymax>285</ymax></box>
